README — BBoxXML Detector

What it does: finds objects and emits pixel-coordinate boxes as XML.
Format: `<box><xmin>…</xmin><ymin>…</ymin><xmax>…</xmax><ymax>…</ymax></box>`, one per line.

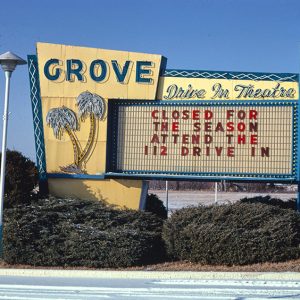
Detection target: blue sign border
<box><xmin>27</xmin><ymin>55</ymin><xmax>48</xmax><ymax>194</ymax></box>
<box><xmin>163</xmin><ymin>69</ymin><xmax>299</xmax><ymax>82</ymax></box>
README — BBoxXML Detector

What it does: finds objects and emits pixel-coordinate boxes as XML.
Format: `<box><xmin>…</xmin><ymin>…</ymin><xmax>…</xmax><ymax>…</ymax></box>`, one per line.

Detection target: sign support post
<box><xmin>165</xmin><ymin>180</ymin><xmax>169</xmax><ymax>215</ymax></box>
<box><xmin>215</xmin><ymin>182</ymin><xmax>218</xmax><ymax>204</ymax></box>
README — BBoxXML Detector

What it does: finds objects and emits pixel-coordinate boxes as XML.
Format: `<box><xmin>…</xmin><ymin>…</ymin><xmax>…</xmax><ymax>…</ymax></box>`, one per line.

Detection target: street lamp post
<box><xmin>0</xmin><ymin>52</ymin><xmax>26</xmax><ymax>256</ymax></box>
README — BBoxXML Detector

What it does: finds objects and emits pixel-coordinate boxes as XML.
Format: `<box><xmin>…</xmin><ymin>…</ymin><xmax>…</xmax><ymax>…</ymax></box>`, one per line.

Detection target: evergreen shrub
<box><xmin>4</xmin><ymin>197</ymin><xmax>165</xmax><ymax>267</ymax></box>
<box><xmin>145</xmin><ymin>194</ymin><xmax>168</xmax><ymax>219</ymax></box>
<box><xmin>163</xmin><ymin>202</ymin><xmax>300</xmax><ymax>265</ymax></box>
<box><xmin>1</xmin><ymin>150</ymin><xmax>38</xmax><ymax>207</ymax></box>
<box><xmin>240</xmin><ymin>195</ymin><xmax>297</xmax><ymax>210</ymax></box>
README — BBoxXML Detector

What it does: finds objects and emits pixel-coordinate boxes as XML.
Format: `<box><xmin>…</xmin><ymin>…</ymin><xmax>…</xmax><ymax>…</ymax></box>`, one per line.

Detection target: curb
<box><xmin>0</xmin><ymin>269</ymin><xmax>299</xmax><ymax>280</ymax></box>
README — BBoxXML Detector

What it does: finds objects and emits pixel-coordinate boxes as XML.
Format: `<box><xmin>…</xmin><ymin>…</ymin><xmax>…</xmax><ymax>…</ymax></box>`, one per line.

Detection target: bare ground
<box><xmin>1</xmin><ymin>259</ymin><xmax>300</xmax><ymax>272</ymax></box>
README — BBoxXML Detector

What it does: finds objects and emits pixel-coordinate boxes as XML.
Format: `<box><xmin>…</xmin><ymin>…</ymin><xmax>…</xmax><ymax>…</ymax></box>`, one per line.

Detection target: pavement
<box><xmin>1</xmin><ymin>269</ymin><xmax>300</xmax><ymax>299</ymax></box>
<box><xmin>0</xmin><ymin>268</ymin><xmax>300</xmax><ymax>280</ymax></box>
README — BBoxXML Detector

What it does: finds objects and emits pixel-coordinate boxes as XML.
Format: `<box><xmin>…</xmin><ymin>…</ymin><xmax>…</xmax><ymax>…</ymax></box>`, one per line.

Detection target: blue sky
<box><xmin>0</xmin><ymin>0</ymin><xmax>300</xmax><ymax>161</ymax></box>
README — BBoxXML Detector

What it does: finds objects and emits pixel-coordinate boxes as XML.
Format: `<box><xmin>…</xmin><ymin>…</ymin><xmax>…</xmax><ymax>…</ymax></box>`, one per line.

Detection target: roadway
<box><xmin>0</xmin><ymin>269</ymin><xmax>299</xmax><ymax>299</ymax></box>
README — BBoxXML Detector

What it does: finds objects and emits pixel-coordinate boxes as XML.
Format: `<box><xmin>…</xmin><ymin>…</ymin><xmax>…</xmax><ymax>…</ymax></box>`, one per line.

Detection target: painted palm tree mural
<box><xmin>46</xmin><ymin>106</ymin><xmax>81</xmax><ymax>173</ymax></box>
<box><xmin>76</xmin><ymin>91</ymin><xmax>105</xmax><ymax>165</ymax></box>
<box><xmin>46</xmin><ymin>92</ymin><xmax>105</xmax><ymax>174</ymax></box>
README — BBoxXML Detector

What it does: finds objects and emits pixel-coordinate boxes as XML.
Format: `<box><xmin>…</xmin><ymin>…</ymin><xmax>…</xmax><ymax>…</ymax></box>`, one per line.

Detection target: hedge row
<box><xmin>163</xmin><ymin>202</ymin><xmax>300</xmax><ymax>265</ymax></box>
<box><xmin>3</xmin><ymin>157</ymin><xmax>300</xmax><ymax>268</ymax></box>
<box><xmin>4</xmin><ymin>197</ymin><xmax>165</xmax><ymax>267</ymax></box>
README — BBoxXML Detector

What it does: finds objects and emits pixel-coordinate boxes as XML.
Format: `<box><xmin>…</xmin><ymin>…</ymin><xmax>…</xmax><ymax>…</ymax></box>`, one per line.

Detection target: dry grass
<box><xmin>1</xmin><ymin>259</ymin><xmax>300</xmax><ymax>272</ymax></box>
<box><xmin>131</xmin><ymin>259</ymin><xmax>300</xmax><ymax>272</ymax></box>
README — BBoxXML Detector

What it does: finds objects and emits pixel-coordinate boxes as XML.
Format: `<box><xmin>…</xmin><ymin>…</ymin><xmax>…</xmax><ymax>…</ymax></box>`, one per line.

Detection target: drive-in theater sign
<box><xmin>28</xmin><ymin>43</ymin><xmax>300</xmax><ymax>210</ymax></box>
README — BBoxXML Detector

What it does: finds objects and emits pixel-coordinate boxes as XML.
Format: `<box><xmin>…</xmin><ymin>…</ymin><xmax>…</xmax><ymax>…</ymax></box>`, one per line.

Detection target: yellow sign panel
<box><xmin>37</xmin><ymin>43</ymin><xmax>165</xmax><ymax>100</ymax></box>
<box><xmin>114</xmin><ymin>104</ymin><xmax>293</xmax><ymax>176</ymax></box>
<box><xmin>157</xmin><ymin>75</ymin><xmax>299</xmax><ymax>101</ymax></box>
<box><xmin>36</xmin><ymin>43</ymin><xmax>165</xmax><ymax>175</ymax></box>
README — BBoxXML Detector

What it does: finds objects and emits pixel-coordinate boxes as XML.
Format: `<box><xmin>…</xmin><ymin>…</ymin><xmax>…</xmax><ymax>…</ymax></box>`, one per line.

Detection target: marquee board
<box><xmin>106</xmin><ymin>100</ymin><xmax>298</xmax><ymax>181</ymax></box>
